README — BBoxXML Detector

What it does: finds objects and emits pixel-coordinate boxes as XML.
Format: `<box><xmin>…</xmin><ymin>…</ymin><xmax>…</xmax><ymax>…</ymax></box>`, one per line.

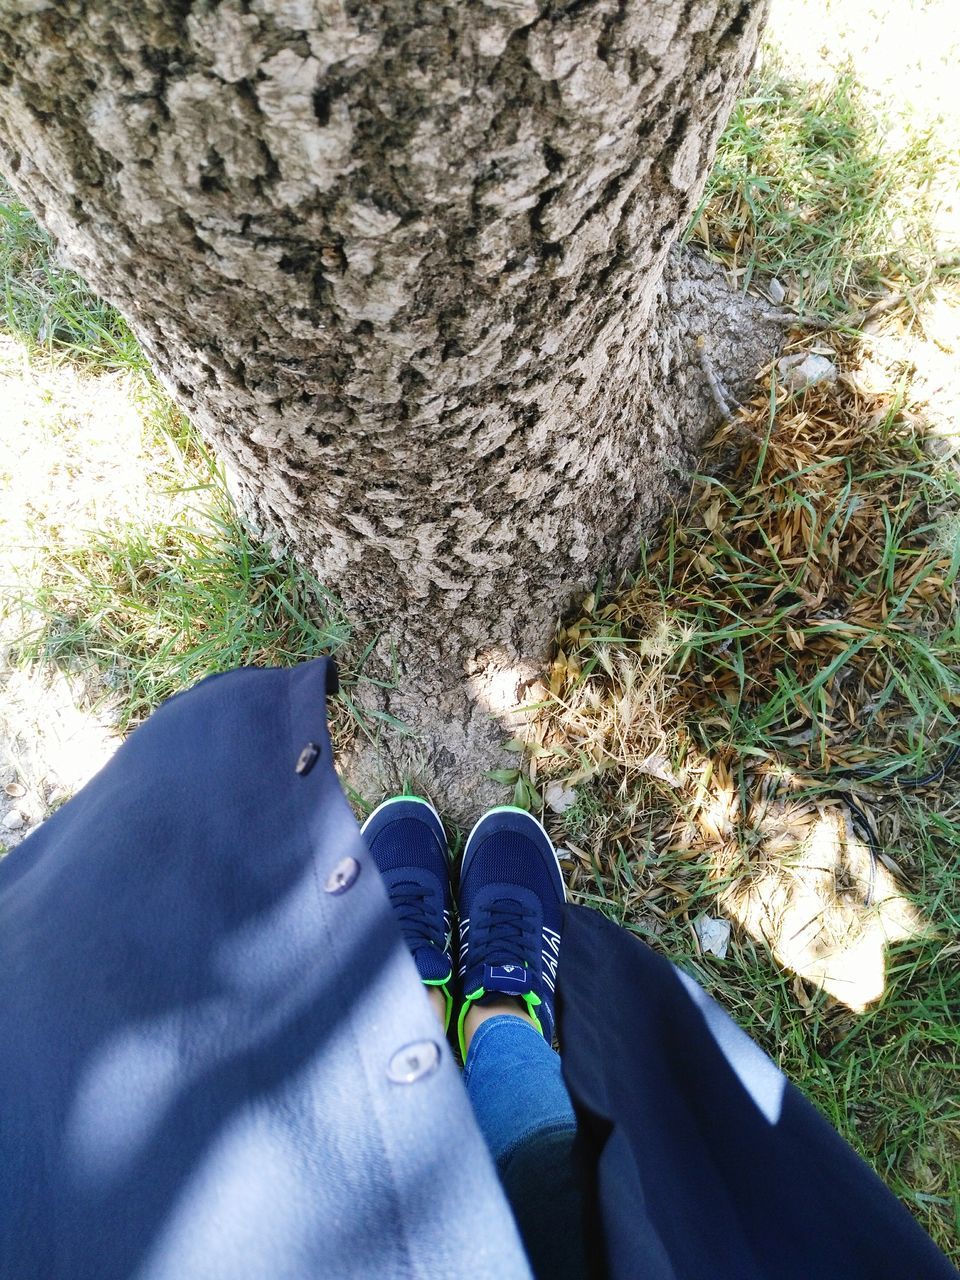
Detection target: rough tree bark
<box><xmin>0</xmin><ymin>0</ymin><xmax>777</xmax><ymax>811</ymax></box>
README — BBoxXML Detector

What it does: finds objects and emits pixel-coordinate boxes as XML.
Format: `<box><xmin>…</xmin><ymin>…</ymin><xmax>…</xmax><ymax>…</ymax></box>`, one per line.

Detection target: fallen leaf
<box><xmin>544</xmin><ymin>780</ymin><xmax>577</xmax><ymax>814</ymax></box>
<box><xmin>639</xmin><ymin>753</ymin><xmax>682</xmax><ymax>788</ymax></box>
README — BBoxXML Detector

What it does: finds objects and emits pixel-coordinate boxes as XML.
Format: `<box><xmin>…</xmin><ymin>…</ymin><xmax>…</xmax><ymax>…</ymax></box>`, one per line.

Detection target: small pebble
<box><xmin>3</xmin><ymin>810</ymin><xmax>25</xmax><ymax>831</ymax></box>
<box><xmin>778</xmin><ymin>352</ymin><xmax>837</xmax><ymax>392</ymax></box>
<box><xmin>768</xmin><ymin>277</ymin><xmax>786</xmax><ymax>305</ymax></box>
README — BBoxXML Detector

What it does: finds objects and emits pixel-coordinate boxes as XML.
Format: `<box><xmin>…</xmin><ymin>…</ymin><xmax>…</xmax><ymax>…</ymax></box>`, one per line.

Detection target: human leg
<box><xmin>361</xmin><ymin>798</ymin><xmax>586</xmax><ymax>1276</ymax></box>
<box><xmin>456</xmin><ymin>807</ymin><xmax>586</xmax><ymax>1278</ymax></box>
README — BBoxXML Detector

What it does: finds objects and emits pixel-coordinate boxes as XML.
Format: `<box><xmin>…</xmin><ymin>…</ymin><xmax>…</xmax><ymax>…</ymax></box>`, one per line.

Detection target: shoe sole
<box><xmin>461</xmin><ymin>805</ymin><xmax>566</xmax><ymax>902</ymax></box>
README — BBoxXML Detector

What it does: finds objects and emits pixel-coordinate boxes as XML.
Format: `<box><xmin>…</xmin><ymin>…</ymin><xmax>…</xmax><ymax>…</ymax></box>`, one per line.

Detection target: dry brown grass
<box><xmin>518</xmin><ymin>309</ymin><xmax>960</xmax><ymax>1250</ymax></box>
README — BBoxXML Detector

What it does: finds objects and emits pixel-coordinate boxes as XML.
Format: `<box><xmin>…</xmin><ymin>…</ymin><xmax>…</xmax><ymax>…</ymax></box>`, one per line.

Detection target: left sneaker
<box><xmin>456</xmin><ymin>806</ymin><xmax>566</xmax><ymax>1061</ymax></box>
<box><xmin>361</xmin><ymin>796</ymin><xmax>454</xmax><ymax>1032</ymax></box>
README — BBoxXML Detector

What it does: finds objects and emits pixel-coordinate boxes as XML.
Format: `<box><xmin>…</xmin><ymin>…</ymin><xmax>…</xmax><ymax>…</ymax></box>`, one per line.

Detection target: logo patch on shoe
<box><xmin>484</xmin><ymin>963</ymin><xmax>531</xmax><ymax>992</ymax></box>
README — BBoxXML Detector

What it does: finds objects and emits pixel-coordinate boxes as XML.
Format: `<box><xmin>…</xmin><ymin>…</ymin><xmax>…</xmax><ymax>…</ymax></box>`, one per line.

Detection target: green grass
<box><xmin>686</xmin><ymin>61</ymin><xmax>947</xmax><ymax>320</ymax></box>
<box><xmin>647</xmin><ymin>444</ymin><xmax>958</xmax><ymax>772</ymax></box>
<box><xmin>12</xmin><ymin>455</ymin><xmax>352</xmax><ymax>731</ymax></box>
<box><xmin>1</xmin><ymin>180</ymin><xmax>351</xmax><ymax>732</ymax></box>
<box><xmin>0</xmin><ymin>187</ymin><xmax>144</xmax><ymax>368</ymax></box>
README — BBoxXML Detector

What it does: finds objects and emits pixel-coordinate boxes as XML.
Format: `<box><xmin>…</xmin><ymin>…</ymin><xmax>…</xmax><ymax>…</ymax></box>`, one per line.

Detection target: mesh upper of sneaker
<box><xmin>457</xmin><ymin>813</ymin><xmax>564</xmax><ymax>1044</ymax></box>
<box><xmin>363</xmin><ymin>803</ymin><xmax>452</xmax><ymax>984</ymax></box>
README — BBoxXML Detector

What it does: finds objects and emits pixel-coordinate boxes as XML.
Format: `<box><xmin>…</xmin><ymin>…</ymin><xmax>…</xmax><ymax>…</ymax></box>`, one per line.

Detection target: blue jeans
<box><xmin>463</xmin><ymin>1016</ymin><xmax>586</xmax><ymax>1279</ymax></box>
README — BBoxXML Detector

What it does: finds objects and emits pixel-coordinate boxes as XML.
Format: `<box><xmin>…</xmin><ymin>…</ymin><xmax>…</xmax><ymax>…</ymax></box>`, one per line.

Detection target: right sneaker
<box><xmin>361</xmin><ymin>795</ymin><xmax>454</xmax><ymax>1032</ymax></box>
<box><xmin>456</xmin><ymin>806</ymin><xmax>566</xmax><ymax>1060</ymax></box>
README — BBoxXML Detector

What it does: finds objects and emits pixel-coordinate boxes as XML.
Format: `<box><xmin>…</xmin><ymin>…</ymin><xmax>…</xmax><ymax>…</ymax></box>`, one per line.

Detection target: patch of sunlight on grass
<box><xmin>705</xmin><ymin>776</ymin><xmax>925</xmax><ymax>1010</ymax></box>
<box><xmin>1</xmin><ymin>665</ymin><xmax>119</xmax><ymax>825</ymax></box>
<box><xmin>765</xmin><ymin>0</ymin><xmax>960</xmax><ymax>185</ymax></box>
<box><xmin>0</xmin><ymin>323</ymin><xmax>351</xmax><ymax>849</ymax></box>
<box><xmin>685</xmin><ymin>50</ymin><xmax>954</xmax><ymax>321</ymax></box>
<box><xmin>0</xmin><ymin>343</ymin><xmax>352</xmax><ymax>732</ymax></box>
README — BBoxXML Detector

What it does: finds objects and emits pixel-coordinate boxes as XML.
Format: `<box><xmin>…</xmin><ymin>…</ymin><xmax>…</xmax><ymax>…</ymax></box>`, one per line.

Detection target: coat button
<box><xmin>387</xmin><ymin>1040</ymin><xmax>441</xmax><ymax>1085</ymax></box>
<box><xmin>324</xmin><ymin>856</ymin><xmax>360</xmax><ymax>895</ymax></box>
<box><xmin>295</xmin><ymin>743</ymin><xmax>320</xmax><ymax>775</ymax></box>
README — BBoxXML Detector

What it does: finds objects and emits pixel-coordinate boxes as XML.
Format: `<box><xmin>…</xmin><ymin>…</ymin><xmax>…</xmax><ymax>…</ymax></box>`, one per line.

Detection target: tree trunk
<box><xmin>0</xmin><ymin>0</ymin><xmax>776</xmax><ymax>811</ymax></box>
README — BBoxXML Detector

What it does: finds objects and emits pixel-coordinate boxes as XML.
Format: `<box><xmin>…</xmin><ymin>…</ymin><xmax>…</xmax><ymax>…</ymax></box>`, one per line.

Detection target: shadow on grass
<box><xmin>0</xmin><ymin>179</ymin><xmax>143</xmax><ymax>370</ymax></box>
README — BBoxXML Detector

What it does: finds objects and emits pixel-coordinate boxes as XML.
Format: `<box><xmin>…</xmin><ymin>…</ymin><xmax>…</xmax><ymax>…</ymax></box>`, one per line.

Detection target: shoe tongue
<box><xmin>464</xmin><ymin>961</ymin><xmax>532</xmax><ymax>998</ymax></box>
<box><xmin>413</xmin><ymin>944</ymin><xmax>452</xmax><ymax>984</ymax></box>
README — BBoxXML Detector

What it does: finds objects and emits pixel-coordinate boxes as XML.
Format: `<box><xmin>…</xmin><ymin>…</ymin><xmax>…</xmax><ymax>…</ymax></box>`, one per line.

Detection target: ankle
<box><xmin>462</xmin><ymin>996</ymin><xmax>537</xmax><ymax>1055</ymax></box>
<box><xmin>425</xmin><ymin>985</ymin><xmax>448</xmax><ymax>1028</ymax></box>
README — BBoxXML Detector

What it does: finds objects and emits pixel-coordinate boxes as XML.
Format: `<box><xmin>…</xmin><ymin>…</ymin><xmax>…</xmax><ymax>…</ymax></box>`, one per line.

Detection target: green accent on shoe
<box><xmin>457</xmin><ymin>986</ymin><xmax>546</xmax><ymax>1061</ymax></box>
<box><xmin>423</xmin><ymin>978</ymin><xmax>453</xmax><ymax>1033</ymax></box>
<box><xmin>521</xmin><ymin>989</ymin><xmax>544</xmax><ymax>1037</ymax></box>
<box><xmin>457</xmin><ymin>986</ymin><xmax>486</xmax><ymax>1061</ymax></box>
<box><xmin>377</xmin><ymin>793</ymin><xmax>436</xmax><ymax>810</ymax></box>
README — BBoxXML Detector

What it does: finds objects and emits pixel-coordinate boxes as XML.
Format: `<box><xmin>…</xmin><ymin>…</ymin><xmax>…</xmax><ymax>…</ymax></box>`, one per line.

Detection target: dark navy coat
<box><xmin>0</xmin><ymin>659</ymin><xmax>955</xmax><ymax>1278</ymax></box>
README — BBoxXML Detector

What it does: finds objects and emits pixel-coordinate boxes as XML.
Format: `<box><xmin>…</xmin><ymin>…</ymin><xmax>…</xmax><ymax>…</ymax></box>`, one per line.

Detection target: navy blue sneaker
<box><xmin>361</xmin><ymin>796</ymin><xmax>454</xmax><ymax>1032</ymax></box>
<box><xmin>456</xmin><ymin>806</ymin><xmax>565</xmax><ymax>1059</ymax></box>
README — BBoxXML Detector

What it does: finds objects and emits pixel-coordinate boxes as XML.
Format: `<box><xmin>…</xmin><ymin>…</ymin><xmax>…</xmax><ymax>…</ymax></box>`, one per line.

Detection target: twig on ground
<box><xmin>762</xmin><ymin>262</ymin><xmax>944</xmax><ymax>334</ymax></box>
<box><xmin>759</xmin><ymin>307</ymin><xmax>803</xmax><ymax>324</ymax></box>
<box><xmin>696</xmin><ymin>335</ymin><xmax>734</xmax><ymax>421</ymax></box>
